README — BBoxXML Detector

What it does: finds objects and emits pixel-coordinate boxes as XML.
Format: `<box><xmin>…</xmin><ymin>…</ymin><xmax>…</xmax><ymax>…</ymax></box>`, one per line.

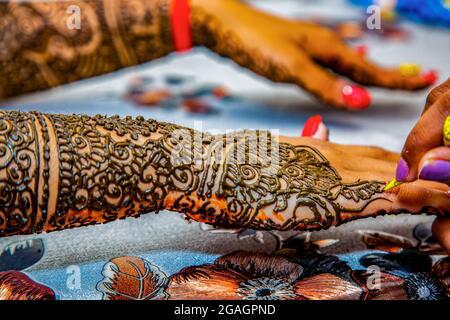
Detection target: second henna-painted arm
<box><xmin>0</xmin><ymin>0</ymin><xmax>174</xmax><ymax>99</ymax></box>
<box><xmin>1</xmin><ymin>0</ymin><xmax>432</xmax><ymax>108</ymax></box>
<box><xmin>0</xmin><ymin>111</ymin><xmax>448</xmax><ymax>237</ymax></box>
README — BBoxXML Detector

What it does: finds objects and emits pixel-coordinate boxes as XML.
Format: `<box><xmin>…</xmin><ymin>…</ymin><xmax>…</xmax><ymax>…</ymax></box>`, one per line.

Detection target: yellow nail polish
<box><xmin>384</xmin><ymin>178</ymin><xmax>403</xmax><ymax>191</ymax></box>
<box><xmin>398</xmin><ymin>63</ymin><xmax>421</xmax><ymax>77</ymax></box>
<box><xmin>444</xmin><ymin>115</ymin><xmax>450</xmax><ymax>147</ymax></box>
<box><xmin>381</xmin><ymin>9</ymin><xmax>397</xmax><ymax>22</ymax></box>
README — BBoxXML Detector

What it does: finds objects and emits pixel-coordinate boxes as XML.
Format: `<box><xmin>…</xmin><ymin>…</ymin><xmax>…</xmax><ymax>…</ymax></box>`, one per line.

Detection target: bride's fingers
<box><xmin>337</xmin><ymin>144</ymin><xmax>400</xmax><ymax>163</ymax></box>
<box><xmin>389</xmin><ymin>179</ymin><xmax>450</xmax><ymax>215</ymax></box>
<box><xmin>298</xmin><ymin>27</ymin><xmax>435</xmax><ymax>90</ymax></box>
<box><xmin>301</xmin><ymin>115</ymin><xmax>329</xmax><ymax>141</ymax></box>
<box><xmin>284</xmin><ymin>52</ymin><xmax>371</xmax><ymax>110</ymax></box>
<box><xmin>418</xmin><ymin>146</ymin><xmax>450</xmax><ymax>183</ymax></box>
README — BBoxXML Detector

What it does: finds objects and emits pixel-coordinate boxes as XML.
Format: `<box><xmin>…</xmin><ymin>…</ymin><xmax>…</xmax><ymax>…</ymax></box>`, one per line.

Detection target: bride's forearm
<box><xmin>0</xmin><ymin>111</ymin><xmax>447</xmax><ymax>237</ymax></box>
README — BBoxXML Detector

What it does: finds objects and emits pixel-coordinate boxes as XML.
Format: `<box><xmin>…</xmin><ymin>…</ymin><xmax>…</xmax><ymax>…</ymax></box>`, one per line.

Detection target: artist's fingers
<box><xmin>432</xmin><ymin>217</ymin><xmax>450</xmax><ymax>255</ymax></box>
<box><xmin>417</xmin><ymin>147</ymin><xmax>450</xmax><ymax>183</ymax></box>
<box><xmin>301</xmin><ymin>115</ymin><xmax>329</xmax><ymax>141</ymax></box>
<box><xmin>397</xmin><ymin>91</ymin><xmax>450</xmax><ymax>182</ymax></box>
<box><xmin>298</xmin><ymin>28</ymin><xmax>435</xmax><ymax>90</ymax></box>
<box><xmin>422</xmin><ymin>78</ymin><xmax>450</xmax><ymax>114</ymax></box>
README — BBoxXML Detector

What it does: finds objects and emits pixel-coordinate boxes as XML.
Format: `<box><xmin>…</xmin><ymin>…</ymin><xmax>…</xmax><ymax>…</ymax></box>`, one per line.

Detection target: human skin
<box><xmin>0</xmin><ymin>0</ymin><xmax>433</xmax><ymax>109</ymax></box>
<box><xmin>395</xmin><ymin>79</ymin><xmax>450</xmax><ymax>253</ymax></box>
<box><xmin>0</xmin><ymin>111</ymin><xmax>448</xmax><ymax>237</ymax></box>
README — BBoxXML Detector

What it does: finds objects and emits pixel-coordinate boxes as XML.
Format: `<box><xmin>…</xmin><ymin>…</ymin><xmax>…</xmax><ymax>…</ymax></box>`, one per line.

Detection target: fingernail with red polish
<box><xmin>421</xmin><ymin>70</ymin><xmax>438</xmax><ymax>85</ymax></box>
<box><xmin>396</xmin><ymin>158</ymin><xmax>409</xmax><ymax>182</ymax></box>
<box><xmin>355</xmin><ymin>45</ymin><xmax>368</xmax><ymax>57</ymax></box>
<box><xmin>419</xmin><ymin>160</ymin><xmax>450</xmax><ymax>182</ymax></box>
<box><xmin>341</xmin><ymin>85</ymin><xmax>371</xmax><ymax>110</ymax></box>
<box><xmin>302</xmin><ymin>115</ymin><xmax>323</xmax><ymax>137</ymax></box>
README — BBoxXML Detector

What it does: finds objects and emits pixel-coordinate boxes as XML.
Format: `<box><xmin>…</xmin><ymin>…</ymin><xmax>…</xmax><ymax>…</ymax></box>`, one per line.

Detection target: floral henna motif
<box><xmin>0</xmin><ymin>0</ymin><xmax>173</xmax><ymax>99</ymax></box>
<box><xmin>0</xmin><ymin>111</ymin><xmax>446</xmax><ymax>237</ymax></box>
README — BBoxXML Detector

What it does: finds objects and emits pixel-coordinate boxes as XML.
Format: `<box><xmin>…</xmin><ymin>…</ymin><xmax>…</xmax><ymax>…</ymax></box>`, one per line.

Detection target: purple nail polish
<box><xmin>396</xmin><ymin>158</ymin><xmax>409</xmax><ymax>182</ymax></box>
<box><xmin>419</xmin><ymin>160</ymin><xmax>450</xmax><ymax>182</ymax></box>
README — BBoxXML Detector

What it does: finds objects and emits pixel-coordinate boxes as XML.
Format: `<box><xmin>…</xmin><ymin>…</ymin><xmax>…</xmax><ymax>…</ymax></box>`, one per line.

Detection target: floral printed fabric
<box><xmin>0</xmin><ymin>220</ymin><xmax>449</xmax><ymax>300</ymax></box>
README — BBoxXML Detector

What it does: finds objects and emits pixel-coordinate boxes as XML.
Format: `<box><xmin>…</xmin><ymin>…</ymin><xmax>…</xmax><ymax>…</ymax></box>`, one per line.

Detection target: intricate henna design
<box><xmin>0</xmin><ymin>0</ymin><xmax>173</xmax><ymax>99</ymax></box>
<box><xmin>0</xmin><ymin>112</ymin><xmax>39</xmax><ymax>236</ymax></box>
<box><xmin>0</xmin><ymin>111</ymin><xmax>446</xmax><ymax>237</ymax></box>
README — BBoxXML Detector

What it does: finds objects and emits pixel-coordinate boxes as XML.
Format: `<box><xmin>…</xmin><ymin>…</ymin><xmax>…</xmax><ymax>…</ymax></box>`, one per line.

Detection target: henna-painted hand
<box><xmin>304</xmin><ymin>114</ymin><xmax>449</xmax><ymax>254</ymax></box>
<box><xmin>191</xmin><ymin>0</ymin><xmax>435</xmax><ymax>110</ymax></box>
<box><xmin>393</xmin><ymin>79</ymin><xmax>450</xmax><ymax>253</ymax></box>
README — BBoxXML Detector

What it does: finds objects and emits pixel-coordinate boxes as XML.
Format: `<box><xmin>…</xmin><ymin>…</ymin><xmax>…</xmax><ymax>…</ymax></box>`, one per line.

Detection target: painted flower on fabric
<box><xmin>95</xmin><ymin>249</ymin><xmax>365</xmax><ymax>300</ymax></box>
<box><xmin>0</xmin><ymin>238</ymin><xmax>44</xmax><ymax>272</ymax></box>
<box><xmin>358</xmin><ymin>223</ymin><xmax>446</xmax><ymax>255</ymax></box>
<box><xmin>97</xmin><ymin>256</ymin><xmax>169</xmax><ymax>300</ymax></box>
<box><xmin>358</xmin><ymin>225</ymin><xmax>450</xmax><ymax>300</ymax></box>
<box><xmin>403</xmin><ymin>273</ymin><xmax>448</xmax><ymax>300</ymax></box>
<box><xmin>0</xmin><ymin>271</ymin><xmax>55</xmax><ymax>300</ymax></box>
<box><xmin>236</xmin><ymin>277</ymin><xmax>296</xmax><ymax>300</ymax></box>
<box><xmin>166</xmin><ymin>251</ymin><xmax>363</xmax><ymax>300</ymax></box>
<box><xmin>350</xmin><ymin>269</ymin><xmax>408</xmax><ymax>300</ymax></box>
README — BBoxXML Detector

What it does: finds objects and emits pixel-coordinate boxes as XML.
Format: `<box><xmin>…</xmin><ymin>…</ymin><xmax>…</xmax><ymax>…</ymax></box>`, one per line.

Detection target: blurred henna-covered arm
<box><xmin>1</xmin><ymin>111</ymin><xmax>448</xmax><ymax>237</ymax></box>
<box><xmin>1</xmin><ymin>0</ymin><xmax>432</xmax><ymax>108</ymax></box>
<box><xmin>0</xmin><ymin>0</ymin><xmax>173</xmax><ymax>99</ymax></box>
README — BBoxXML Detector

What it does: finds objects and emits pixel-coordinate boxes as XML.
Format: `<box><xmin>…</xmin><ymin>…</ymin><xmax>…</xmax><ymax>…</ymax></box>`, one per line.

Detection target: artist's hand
<box><xmin>191</xmin><ymin>0</ymin><xmax>435</xmax><ymax>110</ymax></box>
<box><xmin>300</xmin><ymin>114</ymin><xmax>450</xmax><ymax>213</ymax></box>
<box><xmin>394</xmin><ymin>79</ymin><xmax>450</xmax><ymax>253</ymax></box>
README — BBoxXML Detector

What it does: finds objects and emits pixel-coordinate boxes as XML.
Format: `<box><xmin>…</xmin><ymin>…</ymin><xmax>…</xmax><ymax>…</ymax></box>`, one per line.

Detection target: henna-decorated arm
<box><xmin>1</xmin><ymin>0</ymin><xmax>432</xmax><ymax>109</ymax></box>
<box><xmin>0</xmin><ymin>0</ymin><xmax>174</xmax><ymax>99</ymax></box>
<box><xmin>0</xmin><ymin>111</ymin><xmax>448</xmax><ymax>237</ymax></box>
